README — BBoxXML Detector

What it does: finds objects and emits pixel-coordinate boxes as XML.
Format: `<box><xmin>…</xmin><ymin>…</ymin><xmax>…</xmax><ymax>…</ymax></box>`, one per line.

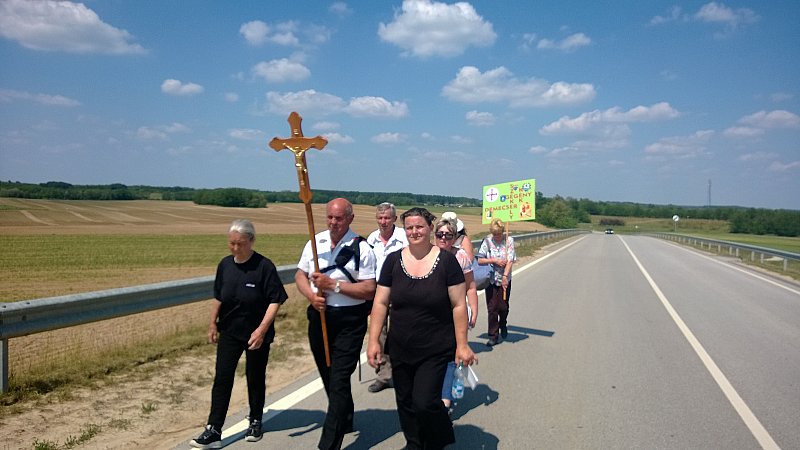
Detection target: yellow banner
<box><xmin>481</xmin><ymin>179</ymin><xmax>536</xmax><ymax>224</ymax></box>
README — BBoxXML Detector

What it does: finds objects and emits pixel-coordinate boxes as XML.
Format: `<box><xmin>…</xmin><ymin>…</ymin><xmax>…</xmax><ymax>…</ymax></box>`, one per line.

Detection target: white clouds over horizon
<box><xmin>264</xmin><ymin>90</ymin><xmax>408</xmax><ymax>119</ymax></box>
<box><xmin>0</xmin><ymin>0</ymin><xmax>146</xmax><ymax>54</ymax></box>
<box><xmin>378</xmin><ymin>0</ymin><xmax>496</xmax><ymax>57</ymax></box>
<box><xmin>0</xmin><ymin>89</ymin><xmax>81</xmax><ymax>107</ymax></box>
<box><xmin>442</xmin><ymin>66</ymin><xmax>595</xmax><ymax>107</ymax></box>
<box><xmin>537</xmin><ymin>33</ymin><xmax>591</xmax><ymax>52</ymax></box>
<box><xmin>540</xmin><ymin>102</ymin><xmax>680</xmax><ymax>135</ymax></box>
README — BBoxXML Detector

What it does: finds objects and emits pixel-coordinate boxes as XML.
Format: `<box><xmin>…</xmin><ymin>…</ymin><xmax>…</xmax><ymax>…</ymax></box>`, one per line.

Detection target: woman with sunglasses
<box><xmin>367</xmin><ymin>207</ymin><xmax>476</xmax><ymax>450</ymax></box>
<box><xmin>433</xmin><ymin>218</ymin><xmax>479</xmax><ymax>413</ymax></box>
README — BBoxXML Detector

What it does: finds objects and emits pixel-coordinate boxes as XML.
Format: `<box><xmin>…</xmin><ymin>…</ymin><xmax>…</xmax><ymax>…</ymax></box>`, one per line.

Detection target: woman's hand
<box><xmin>456</xmin><ymin>344</ymin><xmax>477</xmax><ymax>366</ymax></box>
<box><xmin>207</xmin><ymin>322</ymin><xmax>219</xmax><ymax>344</ymax></box>
<box><xmin>248</xmin><ymin>328</ymin><xmax>266</xmax><ymax>350</ymax></box>
<box><xmin>493</xmin><ymin>257</ymin><xmax>507</xmax><ymax>267</ymax></box>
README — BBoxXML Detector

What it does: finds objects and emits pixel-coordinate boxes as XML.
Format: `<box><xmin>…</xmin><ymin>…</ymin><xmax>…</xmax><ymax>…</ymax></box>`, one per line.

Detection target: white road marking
<box><xmin>620</xmin><ymin>237</ymin><xmax>780</xmax><ymax>450</ymax></box>
<box><xmin>660</xmin><ymin>239</ymin><xmax>800</xmax><ymax>296</ymax></box>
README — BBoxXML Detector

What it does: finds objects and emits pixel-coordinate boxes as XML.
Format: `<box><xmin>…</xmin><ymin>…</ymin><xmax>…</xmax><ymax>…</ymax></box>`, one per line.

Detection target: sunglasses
<box><xmin>435</xmin><ymin>232</ymin><xmax>455</xmax><ymax>240</ymax></box>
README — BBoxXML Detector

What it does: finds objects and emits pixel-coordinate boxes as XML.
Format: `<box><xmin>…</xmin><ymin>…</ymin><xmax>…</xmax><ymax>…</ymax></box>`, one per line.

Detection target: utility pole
<box><xmin>708</xmin><ymin>179</ymin><xmax>712</xmax><ymax>207</ymax></box>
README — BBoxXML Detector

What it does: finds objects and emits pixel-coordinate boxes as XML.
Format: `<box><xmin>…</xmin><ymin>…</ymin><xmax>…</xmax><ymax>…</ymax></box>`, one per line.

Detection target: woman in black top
<box><xmin>190</xmin><ymin>219</ymin><xmax>288</xmax><ymax>449</ymax></box>
<box><xmin>367</xmin><ymin>207</ymin><xmax>476</xmax><ymax>450</ymax></box>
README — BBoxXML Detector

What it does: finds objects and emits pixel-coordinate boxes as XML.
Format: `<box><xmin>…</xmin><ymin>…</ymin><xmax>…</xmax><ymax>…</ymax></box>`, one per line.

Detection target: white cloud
<box><xmin>265</xmin><ymin>90</ymin><xmax>346</xmax><ymax>116</ymax></box>
<box><xmin>313</xmin><ymin>121</ymin><xmax>340</xmax><ymax>131</ymax></box>
<box><xmin>345</xmin><ymin>96</ymin><xmax>409</xmax><ymax>118</ymax></box>
<box><xmin>225</xmin><ymin>92</ymin><xmax>239</xmax><ymax>102</ymax></box>
<box><xmin>240</xmin><ymin>20</ymin><xmax>330</xmax><ymax>47</ymax></box>
<box><xmin>252</xmin><ymin>59</ymin><xmax>311</xmax><ymax>83</ymax></box>
<box><xmin>770</xmin><ymin>92</ymin><xmax>793</xmax><ymax>103</ymax></box>
<box><xmin>738</xmin><ymin>151</ymin><xmax>777</xmax><ymax>162</ymax></box>
<box><xmin>229</xmin><ymin>129</ymin><xmax>263</xmax><ymax>141</ymax></box>
<box><xmin>0</xmin><ymin>0</ymin><xmax>146</xmax><ymax>54</ymax></box>
<box><xmin>536</xmin><ymin>33</ymin><xmax>591</xmax><ymax>52</ymax></box>
<box><xmin>378</xmin><ymin>0</ymin><xmax>496</xmax><ymax>57</ymax></box>
<box><xmin>649</xmin><ymin>6</ymin><xmax>686</xmax><ymax>25</ymax></box>
<box><xmin>371</xmin><ymin>132</ymin><xmax>406</xmax><ymax>144</ymax></box>
<box><xmin>0</xmin><ymin>88</ymin><xmax>80</xmax><ymax>106</ymax></box>
<box><xmin>722</xmin><ymin>126</ymin><xmax>764</xmax><ymax>138</ymax></box>
<box><xmin>465</xmin><ymin>110</ymin><xmax>495</xmax><ymax>126</ymax></box>
<box><xmin>738</xmin><ymin>110</ymin><xmax>800</xmax><ymax>129</ymax></box>
<box><xmin>265</xmin><ymin>90</ymin><xmax>408</xmax><ymax>118</ymax></box>
<box><xmin>644</xmin><ymin>130</ymin><xmax>714</xmax><ymax>160</ymax></box>
<box><xmin>528</xmin><ymin>145</ymin><xmax>548</xmax><ymax>154</ymax></box>
<box><xmin>768</xmin><ymin>160</ymin><xmax>800</xmax><ymax>172</ymax></box>
<box><xmin>540</xmin><ymin>102</ymin><xmax>680</xmax><ymax>135</ymax></box>
<box><xmin>161</xmin><ymin>79</ymin><xmax>204</xmax><ymax>96</ymax></box>
<box><xmin>329</xmin><ymin>2</ymin><xmax>352</xmax><ymax>17</ymax></box>
<box><xmin>650</xmin><ymin>2</ymin><xmax>758</xmax><ymax>37</ymax></box>
<box><xmin>694</xmin><ymin>2</ymin><xmax>758</xmax><ymax>28</ymax></box>
<box><xmin>240</xmin><ymin>21</ymin><xmax>270</xmax><ymax>45</ymax></box>
<box><xmin>137</xmin><ymin>122</ymin><xmax>190</xmax><ymax>140</ymax></box>
<box><xmin>324</xmin><ymin>132</ymin><xmax>355</xmax><ymax>144</ymax></box>
<box><xmin>443</xmin><ymin>66</ymin><xmax>595</xmax><ymax>107</ymax></box>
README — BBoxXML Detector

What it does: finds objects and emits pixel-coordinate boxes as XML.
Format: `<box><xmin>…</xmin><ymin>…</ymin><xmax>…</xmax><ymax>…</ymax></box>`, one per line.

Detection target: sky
<box><xmin>1</xmin><ymin>0</ymin><xmax>799</xmax><ymax>210</ymax></box>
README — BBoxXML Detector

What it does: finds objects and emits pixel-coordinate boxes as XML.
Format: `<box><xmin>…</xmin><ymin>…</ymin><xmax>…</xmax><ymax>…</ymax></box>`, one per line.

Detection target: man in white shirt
<box><xmin>365</xmin><ymin>202</ymin><xmax>408</xmax><ymax>393</ymax></box>
<box><xmin>295</xmin><ymin>198</ymin><xmax>377</xmax><ymax>450</ymax></box>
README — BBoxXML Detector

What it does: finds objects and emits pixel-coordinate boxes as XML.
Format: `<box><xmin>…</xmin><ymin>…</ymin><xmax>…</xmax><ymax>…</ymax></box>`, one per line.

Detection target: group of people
<box><xmin>190</xmin><ymin>198</ymin><xmax>516</xmax><ymax>450</ymax></box>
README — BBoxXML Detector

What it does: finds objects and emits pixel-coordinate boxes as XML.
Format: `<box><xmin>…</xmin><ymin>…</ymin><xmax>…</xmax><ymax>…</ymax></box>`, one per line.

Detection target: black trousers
<box><xmin>208</xmin><ymin>331</ymin><xmax>270</xmax><ymax>429</ymax></box>
<box><xmin>485</xmin><ymin>281</ymin><xmax>512</xmax><ymax>340</ymax></box>
<box><xmin>307</xmin><ymin>303</ymin><xmax>369</xmax><ymax>450</ymax></box>
<box><xmin>391</xmin><ymin>350</ymin><xmax>455</xmax><ymax>450</ymax></box>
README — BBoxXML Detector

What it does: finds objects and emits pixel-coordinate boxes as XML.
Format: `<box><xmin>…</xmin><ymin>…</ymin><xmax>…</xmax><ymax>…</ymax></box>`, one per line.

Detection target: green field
<box><xmin>0</xmin><ymin>234</ymin><xmax>308</xmax><ymax>302</ymax></box>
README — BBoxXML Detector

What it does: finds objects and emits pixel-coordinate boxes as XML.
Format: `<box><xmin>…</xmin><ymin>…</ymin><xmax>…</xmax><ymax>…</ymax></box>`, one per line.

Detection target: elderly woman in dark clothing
<box><xmin>367</xmin><ymin>207</ymin><xmax>477</xmax><ymax>450</ymax></box>
<box><xmin>191</xmin><ymin>219</ymin><xmax>288</xmax><ymax>449</ymax></box>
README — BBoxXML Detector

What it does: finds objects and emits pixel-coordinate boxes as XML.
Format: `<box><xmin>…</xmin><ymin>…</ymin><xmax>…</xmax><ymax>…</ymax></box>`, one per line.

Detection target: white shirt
<box><xmin>367</xmin><ymin>225</ymin><xmax>408</xmax><ymax>281</ymax></box>
<box><xmin>297</xmin><ymin>229</ymin><xmax>376</xmax><ymax>307</ymax></box>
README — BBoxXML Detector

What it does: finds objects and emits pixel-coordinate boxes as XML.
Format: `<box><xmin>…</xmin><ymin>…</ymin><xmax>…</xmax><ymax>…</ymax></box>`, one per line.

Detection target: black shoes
<box><xmin>486</xmin><ymin>338</ymin><xmax>499</xmax><ymax>347</ymax></box>
<box><xmin>500</xmin><ymin>326</ymin><xmax>508</xmax><ymax>339</ymax></box>
<box><xmin>368</xmin><ymin>380</ymin><xmax>392</xmax><ymax>393</ymax></box>
<box><xmin>190</xmin><ymin>425</ymin><xmax>222</xmax><ymax>449</ymax></box>
<box><xmin>245</xmin><ymin>418</ymin><xmax>263</xmax><ymax>442</ymax></box>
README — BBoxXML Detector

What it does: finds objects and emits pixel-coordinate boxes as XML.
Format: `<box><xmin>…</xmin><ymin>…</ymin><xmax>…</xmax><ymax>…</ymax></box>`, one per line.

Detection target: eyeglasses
<box><xmin>435</xmin><ymin>232</ymin><xmax>455</xmax><ymax>240</ymax></box>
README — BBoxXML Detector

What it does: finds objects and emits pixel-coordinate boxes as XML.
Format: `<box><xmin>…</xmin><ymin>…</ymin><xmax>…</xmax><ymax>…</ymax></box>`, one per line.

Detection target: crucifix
<box><xmin>269</xmin><ymin>111</ymin><xmax>331</xmax><ymax>366</ymax></box>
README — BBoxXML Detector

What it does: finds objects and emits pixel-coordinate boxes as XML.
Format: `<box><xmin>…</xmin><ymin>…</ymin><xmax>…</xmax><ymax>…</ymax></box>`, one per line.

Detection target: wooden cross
<box><xmin>269</xmin><ymin>112</ymin><xmax>331</xmax><ymax>366</ymax></box>
<box><xmin>269</xmin><ymin>112</ymin><xmax>327</xmax><ymax>203</ymax></box>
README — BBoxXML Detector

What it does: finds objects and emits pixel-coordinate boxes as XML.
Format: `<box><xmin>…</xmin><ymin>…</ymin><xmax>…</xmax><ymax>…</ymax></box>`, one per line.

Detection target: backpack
<box><xmin>320</xmin><ymin>236</ymin><xmax>367</xmax><ymax>283</ymax></box>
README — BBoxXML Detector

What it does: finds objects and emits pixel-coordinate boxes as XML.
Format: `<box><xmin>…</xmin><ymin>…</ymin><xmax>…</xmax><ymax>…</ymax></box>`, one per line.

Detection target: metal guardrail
<box><xmin>0</xmin><ymin>228</ymin><xmax>586</xmax><ymax>392</ymax></box>
<box><xmin>647</xmin><ymin>232</ymin><xmax>800</xmax><ymax>271</ymax></box>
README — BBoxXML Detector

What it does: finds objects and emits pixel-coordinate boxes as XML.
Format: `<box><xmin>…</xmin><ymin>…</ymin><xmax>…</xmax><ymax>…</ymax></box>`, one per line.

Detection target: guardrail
<box><xmin>647</xmin><ymin>232</ymin><xmax>800</xmax><ymax>272</ymax></box>
<box><xmin>0</xmin><ymin>228</ymin><xmax>586</xmax><ymax>392</ymax></box>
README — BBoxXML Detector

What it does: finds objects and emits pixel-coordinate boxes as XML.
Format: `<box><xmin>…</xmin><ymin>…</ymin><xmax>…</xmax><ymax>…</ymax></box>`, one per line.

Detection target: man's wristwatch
<box><xmin>334</xmin><ymin>281</ymin><xmax>341</xmax><ymax>293</ymax></box>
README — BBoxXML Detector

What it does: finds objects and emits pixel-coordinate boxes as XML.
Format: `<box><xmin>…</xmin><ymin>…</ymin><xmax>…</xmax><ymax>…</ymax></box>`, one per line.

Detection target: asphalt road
<box><xmin>175</xmin><ymin>233</ymin><xmax>800</xmax><ymax>449</ymax></box>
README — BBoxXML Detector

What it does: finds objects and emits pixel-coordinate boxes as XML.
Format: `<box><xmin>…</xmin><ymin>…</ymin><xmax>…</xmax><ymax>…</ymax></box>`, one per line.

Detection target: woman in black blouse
<box><xmin>367</xmin><ymin>207</ymin><xmax>476</xmax><ymax>449</ymax></box>
<box><xmin>190</xmin><ymin>219</ymin><xmax>288</xmax><ymax>449</ymax></box>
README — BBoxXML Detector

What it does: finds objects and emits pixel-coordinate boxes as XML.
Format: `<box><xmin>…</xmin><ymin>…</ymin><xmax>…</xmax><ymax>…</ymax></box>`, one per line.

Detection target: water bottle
<box><xmin>451</xmin><ymin>363</ymin><xmax>466</xmax><ymax>399</ymax></box>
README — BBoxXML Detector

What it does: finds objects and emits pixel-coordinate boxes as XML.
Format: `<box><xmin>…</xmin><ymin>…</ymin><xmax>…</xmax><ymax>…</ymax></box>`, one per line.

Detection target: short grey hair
<box><xmin>229</xmin><ymin>219</ymin><xmax>256</xmax><ymax>241</ymax></box>
<box><xmin>376</xmin><ymin>202</ymin><xmax>397</xmax><ymax>217</ymax></box>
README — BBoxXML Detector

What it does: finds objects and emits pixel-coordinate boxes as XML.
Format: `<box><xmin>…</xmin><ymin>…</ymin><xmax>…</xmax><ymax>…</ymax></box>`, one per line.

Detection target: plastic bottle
<box><xmin>451</xmin><ymin>363</ymin><xmax>466</xmax><ymax>399</ymax></box>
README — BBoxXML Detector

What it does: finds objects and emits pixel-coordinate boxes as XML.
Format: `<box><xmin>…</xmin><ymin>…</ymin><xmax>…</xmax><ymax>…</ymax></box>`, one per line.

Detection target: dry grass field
<box><xmin>0</xmin><ymin>198</ymin><xmax>547</xmax><ymax>449</ymax></box>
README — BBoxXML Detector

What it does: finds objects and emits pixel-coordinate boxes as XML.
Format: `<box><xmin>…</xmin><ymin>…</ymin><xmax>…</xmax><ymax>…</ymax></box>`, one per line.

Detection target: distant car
<box><xmin>604</xmin><ymin>228</ymin><xmax>614</xmax><ymax>234</ymax></box>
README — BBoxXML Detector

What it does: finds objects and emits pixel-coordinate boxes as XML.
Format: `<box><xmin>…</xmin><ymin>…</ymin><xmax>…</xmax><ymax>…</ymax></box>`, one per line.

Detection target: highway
<box><xmin>176</xmin><ymin>233</ymin><xmax>800</xmax><ymax>449</ymax></box>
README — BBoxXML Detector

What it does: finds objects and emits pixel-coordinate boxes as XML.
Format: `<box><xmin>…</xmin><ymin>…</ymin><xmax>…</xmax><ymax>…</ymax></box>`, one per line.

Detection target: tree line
<box><xmin>2</xmin><ymin>181</ymin><xmax>798</xmax><ymax>236</ymax></box>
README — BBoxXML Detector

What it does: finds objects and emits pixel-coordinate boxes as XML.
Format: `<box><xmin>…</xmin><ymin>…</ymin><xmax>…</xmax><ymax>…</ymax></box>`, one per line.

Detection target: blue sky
<box><xmin>1</xmin><ymin>0</ymin><xmax>798</xmax><ymax>210</ymax></box>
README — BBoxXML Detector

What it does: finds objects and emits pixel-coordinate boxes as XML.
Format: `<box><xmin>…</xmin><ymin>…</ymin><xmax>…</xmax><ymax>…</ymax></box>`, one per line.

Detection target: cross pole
<box><xmin>269</xmin><ymin>112</ymin><xmax>331</xmax><ymax>366</ymax></box>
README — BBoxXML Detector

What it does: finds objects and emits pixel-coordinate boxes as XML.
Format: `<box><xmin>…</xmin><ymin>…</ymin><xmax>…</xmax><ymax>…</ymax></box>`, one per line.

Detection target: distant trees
<box><xmin>2</xmin><ymin>180</ymin><xmax>798</xmax><ymax>236</ymax></box>
<box><xmin>193</xmin><ymin>188</ymin><xmax>267</xmax><ymax>208</ymax></box>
